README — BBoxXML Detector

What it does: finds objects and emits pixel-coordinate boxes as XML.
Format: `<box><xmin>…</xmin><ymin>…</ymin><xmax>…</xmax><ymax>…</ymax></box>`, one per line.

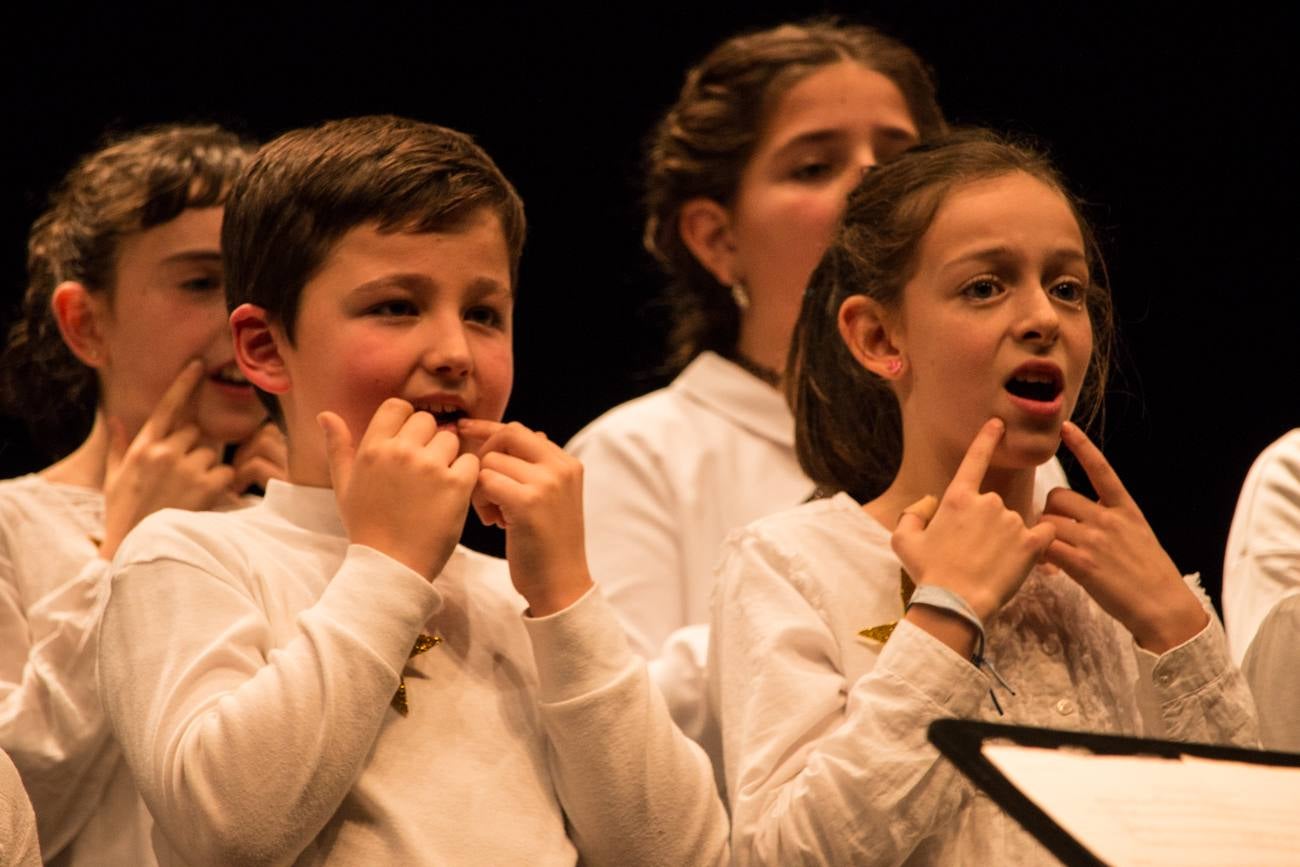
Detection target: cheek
<box><xmin>474</xmin><ymin>339</ymin><xmax>514</xmax><ymax>420</ymax></box>
<box><xmin>739</xmin><ymin>188</ymin><xmax>844</xmax><ymax>276</ymax></box>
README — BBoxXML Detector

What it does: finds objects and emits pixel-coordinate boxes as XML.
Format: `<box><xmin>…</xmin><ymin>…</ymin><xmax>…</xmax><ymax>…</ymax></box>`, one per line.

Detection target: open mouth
<box><xmin>413</xmin><ymin>403</ymin><xmax>467</xmax><ymax>426</ymax></box>
<box><xmin>210</xmin><ymin>363</ymin><xmax>251</xmax><ymax>387</ymax></box>
<box><xmin>1004</xmin><ymin>366</ymin><xmax>1063</xmax><ymax>404</ymax></box>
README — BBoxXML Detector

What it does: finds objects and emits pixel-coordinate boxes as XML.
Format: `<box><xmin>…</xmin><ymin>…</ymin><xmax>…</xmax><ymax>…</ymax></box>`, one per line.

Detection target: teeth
<box><xmin>1014</xmin><ymin>373</ymin><xmax>1055</xmax><ymax>384</ymax></box>
<box><xmin>214</xmin><ymin>365</ymin><xmax>249</xmax><ymax>384</ymax></box>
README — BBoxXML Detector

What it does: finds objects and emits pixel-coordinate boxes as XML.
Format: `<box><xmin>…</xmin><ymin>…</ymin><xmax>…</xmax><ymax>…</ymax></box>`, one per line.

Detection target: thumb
<box><xmin>317</xmin><ymin>411</ymin><xmax>354</xmax><ymax>493</ymax></box>
<box><xmin>890</xmin><ymin>511</ymin><xmax>927</xmax><ymax>564</ymax></box>
<box><xmin>1028</xmin><ymin>521</ymin><xmax>1057</xmax><ymax>554</ymax></box>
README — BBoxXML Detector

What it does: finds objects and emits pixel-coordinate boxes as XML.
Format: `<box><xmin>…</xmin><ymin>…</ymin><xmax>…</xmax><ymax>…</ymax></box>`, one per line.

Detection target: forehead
<box><xmin>756</xmin><ymin>61</ymin><xmax>918</xmax><ymax>150</ymax></box>
<box><xmin>115</xmin><ymin>206</ymin><xmax>224</xmax><ymax>268</ymax></box>
<box><xmin>309</xmin><ymin>209</ymin><xmax>513</xmax><ymax>293</ymax></box>
<box><xmin>918</xmin><ymin>172</ymin><xmax>1084</xmax><ymax>265</ymax></box>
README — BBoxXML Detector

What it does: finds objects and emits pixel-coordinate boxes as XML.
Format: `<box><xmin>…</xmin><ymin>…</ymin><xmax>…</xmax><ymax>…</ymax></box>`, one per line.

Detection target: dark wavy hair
<box><xmin>1</xmin><ymin>124</ymin><xmax>255</xmax><ymax>458</ymax></box>
<box><xmin>644</xmin><ymin>18</ymin><xmax>947</xmax><ymax>370</ymax></box>
<box><xmin>789</xmin><ymin>129</ymin><xmax>1115</xmax><ymax>502</ymax></box>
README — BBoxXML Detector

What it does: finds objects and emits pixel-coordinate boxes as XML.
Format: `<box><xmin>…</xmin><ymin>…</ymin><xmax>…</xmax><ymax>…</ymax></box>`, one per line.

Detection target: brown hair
<box><xmin>644</xmin><ymin>18</ymin><xmax>947</xmax><ymax>369</ymax></box>
<box><xmin>222</xmin><ymin>115</ymin><xmax>526</xmax><ymax>420</ymax></box>
<box><xmin>1</xmin><ymin>124</ymin><xmax>254</xmax><ymax>457</ymax></box>
<box><xmin>789</xmin><ymin>129</ymin><xmax>1115</xmax><ymax>502</ymax></box>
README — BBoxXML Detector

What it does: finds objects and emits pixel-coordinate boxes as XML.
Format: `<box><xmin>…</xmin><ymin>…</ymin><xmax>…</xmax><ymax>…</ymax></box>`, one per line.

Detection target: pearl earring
<box><xmin>730</xmin><ymin>281</ymin><xmax>751</xmax><ymax>312</ymax></box>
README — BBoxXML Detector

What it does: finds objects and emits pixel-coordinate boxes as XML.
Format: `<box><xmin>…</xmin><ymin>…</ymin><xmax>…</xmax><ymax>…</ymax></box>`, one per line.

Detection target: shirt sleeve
<box><xmin>567</xmin><ymin>421</ymin><xmax>719</xmax><ymax>744</ymax></box>
<box><xmin>0</xmin><ymin>747</ymin><xmax>42</xmax><ymax>867</ymax></box>
<box><xmin>98</xmin><ymin>530</ymin><xmax>442</xmax><ymax>866</ymax></box>
<box><xmin>1240</xmin><ymin>594</ymin><xmax>1300</xmax><ymax>751</ymax></box>
<box><xmin>1131</xmin><ymin>574</ymin><xmax>1259</xmax><ymax>747</ymax></box>
<box><xmin>711</xmin><ymin>529</ymin><xmax>989</xmax><ymax>866</ymax></box>
<box><xmin>1222</xmin><ymin>431</ymin><xmax>1300</xmax><ymax>662</ymax></box>
<box><xmin>0</xmin><ymin>544</ymin><xmax>116</xmax><ymax>859</ymax></box>
<box><xmin>524</xmin><ymin>586</ymin><xmax>729</xmax><ymax>867</ymax></box>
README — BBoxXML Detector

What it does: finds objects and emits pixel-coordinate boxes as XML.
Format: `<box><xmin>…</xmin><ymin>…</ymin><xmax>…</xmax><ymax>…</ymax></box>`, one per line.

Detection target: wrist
<box><xmin>521</xmin><ymin>570</ymin><xmax>594</xmax><ymax>618</ymax></box>
<box><xmin>1133</xmin><ymin>590</ymin><xmax>1209</xmax><ymax>654</ymax></box>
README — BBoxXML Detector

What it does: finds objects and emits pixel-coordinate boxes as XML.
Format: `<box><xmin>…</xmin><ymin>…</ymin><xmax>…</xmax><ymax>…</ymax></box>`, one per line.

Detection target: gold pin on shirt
<box><xmin>858</xmin><ymin>495</ymin><xmax>935</xmax><ymax>645</ymax></box>
<box><xmin>858</xmin><ymin>569</ymin><xmax>916</xmax><ymax>645</ymax></box>
<box><xmin>391</xmin><ymin>633</ymin><xmax>443</xmax><ymax>716</ymax></box>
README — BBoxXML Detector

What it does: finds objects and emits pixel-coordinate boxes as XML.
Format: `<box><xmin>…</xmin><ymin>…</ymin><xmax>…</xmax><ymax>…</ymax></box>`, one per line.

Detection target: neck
<box><xmin>735</xmin><ymin>306</ymin><xmax>794</xmax><ymax>379</ymax></box>
<box><xmin>864</xmin><ymin>428</ymin><xmax>1038</xmax><ymax>531</ymax></box>
<box><xmin>40</xmin><ymin>411</ymin><xmax>113</xmax><ymax>489</ymax></box>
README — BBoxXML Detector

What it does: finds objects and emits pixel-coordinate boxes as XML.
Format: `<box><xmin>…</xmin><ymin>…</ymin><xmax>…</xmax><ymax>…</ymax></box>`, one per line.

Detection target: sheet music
<box><xmin>982</xmin><ymin>743</ymin><xmax>1300</xmax><ymax>866</ymax></box>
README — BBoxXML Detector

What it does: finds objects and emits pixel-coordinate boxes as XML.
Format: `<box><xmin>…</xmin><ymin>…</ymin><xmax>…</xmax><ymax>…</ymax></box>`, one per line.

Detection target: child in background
<box><xmin>567</xmin><ymin>21</ymin><xmax>1068</xmax><ymax>756</ymax></box>
<box><xmin>0</xmin><ymin>125</ymin><xmax>283</xmax><ymax>866</ymax></box>
<box><xmin>711</xmin><ymin>131</ymin><xmax>1256</xmax><ymax>865</ymax></box>
<box><xmin>98</xmin><ymin>115</ymin><xmax>727</xmax><ymax>866</ymax></box>
<box><xmin>1223</xmin><ymin>430</ymin><xmax>1300</xmax><ymax>750</ymax></box>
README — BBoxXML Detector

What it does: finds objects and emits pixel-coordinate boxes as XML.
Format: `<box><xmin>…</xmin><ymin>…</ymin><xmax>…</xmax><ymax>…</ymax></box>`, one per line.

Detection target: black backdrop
<box><xmin>2</xmin><ymin>3</ymin><xmax>1296</xmax><ymax>608</ymax></box>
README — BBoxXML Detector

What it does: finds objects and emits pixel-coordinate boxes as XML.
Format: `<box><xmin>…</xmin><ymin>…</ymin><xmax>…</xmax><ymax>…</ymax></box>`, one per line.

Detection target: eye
<box><xmin>790</xmin><ymin>160</ymin><xmax>834</xmax><ymax>182</ymax></box>
<box><xmin>180</xmin><ymin>275</ymin><xmax>221</xmax><ymax>293</ymax></box>
<box><xmin>367</xmin><ymin>299</ymin><xmax>419</xmax><ymax>317</ymax></box>
<box><xmin>960</xmin><ymin>277</ymin><xmax>1004</xmax><ymax>302</ymax></box>
<box><xmin>464</xmin><ymin>304</ymin><xmax>505</xmax><ymax>329</ymax></box>
<box><xmin>1048</xmin><ymin>279</ymin><xmax>1086</xmax><ymax>306</ymax></box>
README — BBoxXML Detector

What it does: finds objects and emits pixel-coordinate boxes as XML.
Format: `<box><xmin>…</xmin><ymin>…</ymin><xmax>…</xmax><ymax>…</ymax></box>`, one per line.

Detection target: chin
<box><xmin>197</xmin><ymin>407</ymin><xmax>269</xmax><ymax>445</ymax></box>
<box><xmin>1000</xmin><ymin>426</ymin><xmax>1063</xmax><ymax>468</ymax></box>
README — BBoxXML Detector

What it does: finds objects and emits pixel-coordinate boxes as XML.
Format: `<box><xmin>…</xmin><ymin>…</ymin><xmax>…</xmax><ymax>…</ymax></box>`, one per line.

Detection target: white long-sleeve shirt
<box><xmin>1223</xmin><ymin>428</ymin><xmax>1300</xmax><ymax>664</ymax></box>
<box><xmin>0</xmin><ymin>747</ymin><xmax>41</xmax><ymax>867</ymax></box>
<box><xmin>711</xmin><ymin>493</ymin><xmax>1258</xmax><ymax>866</ymax></box>
<box><xmin>0</xmin><ymin>475</ymin><xmax>154</xmax><ymax>867</ymax></box>
<box><xmin>569</xmin><ymin>351</ymin><xmax>1070</xmax><ymax>759</ymax></box>
<box><xmin>99</xmin><ymin>480</ymin><xmax>728</xmax><ymax>867</ymax></box>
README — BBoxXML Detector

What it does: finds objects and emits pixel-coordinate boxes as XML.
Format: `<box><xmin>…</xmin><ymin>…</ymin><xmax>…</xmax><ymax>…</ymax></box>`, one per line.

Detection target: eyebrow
<box><xmin>352</xmin><ymin>273</ymin><xmax>514</xmax><ymax>297</ymax></box>
<box><xmin>941</xmin><ymin>245</ymin><xmax>1088</xmax><ymax>272</ymax></box>
<box><xmin>770</xmin><ymin>124</ymin><xmax>918</xmax><ymax>158</ymax></box>
<box><xmin>159</xmin><ymin>250</ymin><xmax>222</xmax><ymax>266</ymax></box>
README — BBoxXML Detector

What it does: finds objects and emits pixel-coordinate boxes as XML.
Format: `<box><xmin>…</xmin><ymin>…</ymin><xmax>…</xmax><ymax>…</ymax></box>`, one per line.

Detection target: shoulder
<box><xmin>113</xmin><ymin>503</ymin><xmax>262</xmax><ymax>577</ymax></box>
<box><xmin>0</xmin><ymin>474</ymin><xmax>97</xmax><ymax>522</ymax></box>
<box><xmin>568</xmin><ymin>386</ymin><xmax>702</xmax><ymax>455</ymax></box>
<box><xmin>720</xmin><ymin>495</ymin><xmax>893</xmax><ymax>599</ymax></box>
<box><xmin>1229</xmin><ymin>429</ymin><xmax>1300</xmax><ymax>551</ymax></box>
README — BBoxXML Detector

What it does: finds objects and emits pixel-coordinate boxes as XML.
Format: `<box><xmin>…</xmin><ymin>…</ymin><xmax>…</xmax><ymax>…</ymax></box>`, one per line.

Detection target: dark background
<box><xmin>2</xmin><ymin>3</ymin><xmax>1296</xmax><ymax>608</ymax></box>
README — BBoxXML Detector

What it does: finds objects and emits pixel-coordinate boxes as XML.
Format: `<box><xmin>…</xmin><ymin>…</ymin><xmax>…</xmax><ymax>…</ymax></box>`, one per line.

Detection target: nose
<box><xmin>422</xmin><ymin>313</ymin><xmax>472</xmax><ymax>380</ymax></box>
<box><xmin>1015</xmin><ymin>286</ymin><xmax>1062</xmax><ymax>347</ymax></box>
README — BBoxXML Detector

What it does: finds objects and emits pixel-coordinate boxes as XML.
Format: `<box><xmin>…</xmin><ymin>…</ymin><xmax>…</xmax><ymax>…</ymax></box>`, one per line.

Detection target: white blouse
<box><xmin>711</xmin><ymin>493</ymin><xmax>1257</xmax><ymax>866</ymax></box>
<box><xmin>0</xmin><ymin>475</ymin><xmax>154</xmax><ymax>866</ymax></box>
<box><xmin>570</xmin><ymin>351</ymin><xmax>1070</xmax><ymax>756</ymax></box>
<box><xmin>1223</xmin><ymin>428</ymin><xmax>1300</xmax><ymax>663</ymax></box>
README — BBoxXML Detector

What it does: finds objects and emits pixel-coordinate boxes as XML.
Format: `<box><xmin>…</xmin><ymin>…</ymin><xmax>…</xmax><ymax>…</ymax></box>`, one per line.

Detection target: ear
<box><xmin>50</xmin><ymin>282</ymin><xmax>110</xmax><ymax>368</ymax></box>
<box><xmin>678</xmin><ymin>197</ymin><xmax>740</xmax><ymax>287</ymax></box>
<box><xmin>838</xmin><ymin>294</ymin><xmax>905</xmax><ymax>379</ymax></box>
<box><xmin>230</xmin><ymin>303</ymin><xmax>291</xmax><ymax>394</ymax></box>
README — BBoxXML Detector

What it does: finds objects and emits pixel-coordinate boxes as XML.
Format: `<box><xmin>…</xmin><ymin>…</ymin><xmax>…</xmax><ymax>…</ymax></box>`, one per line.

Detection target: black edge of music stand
<box><xmin>927</xmin><ymin>719</ymin><xmax>1300</xmax><ymax>867</ymax></box>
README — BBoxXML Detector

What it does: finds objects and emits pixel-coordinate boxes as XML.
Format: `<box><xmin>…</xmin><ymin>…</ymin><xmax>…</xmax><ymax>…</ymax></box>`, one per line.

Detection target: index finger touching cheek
<box><xmin>142</xmin><ymin>359</ymin><xmax>205</xmax><ymax>439</ymax></box>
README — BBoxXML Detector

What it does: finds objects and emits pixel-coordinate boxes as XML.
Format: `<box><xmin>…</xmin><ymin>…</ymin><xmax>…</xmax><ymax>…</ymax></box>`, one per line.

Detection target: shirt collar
<box><xmin>261</xmin><ymin>479</ymin><xmax>347</xmax><ymax>538</ymax></box>
<box><xmin>671</xmin><ymin>351</ymin><xmax>796</xmax><ymax>447</ymax></box>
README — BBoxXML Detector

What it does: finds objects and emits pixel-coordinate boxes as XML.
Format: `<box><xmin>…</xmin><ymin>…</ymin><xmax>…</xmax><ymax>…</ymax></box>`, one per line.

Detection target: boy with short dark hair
<box><xmin>98</xmin><ymin>115</ymin><xmax>728</xmax><ymax>866</ymax></box>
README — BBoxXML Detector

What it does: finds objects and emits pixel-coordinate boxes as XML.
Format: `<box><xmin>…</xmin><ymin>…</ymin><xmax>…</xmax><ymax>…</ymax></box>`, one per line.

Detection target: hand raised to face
<box><xmin>459</xmin><ymin>418</ymin><xmax>593</xmax><ymax>618</ymax></box>
<box><xmin>318</xmin><ymin>398</ymin><xmax>478</xmax><ymax>581</ymax></box>
<box><xmin>100</xmin><ymin>360</ymin><xmax>239</xmax><ymax>560</ymax></box>
<box><xmin>891</xmin><ymin>417</ymin><xmax>1056</xmax><ymax>623</ymax></box>
<box><xmin>1037</xmin><ymin>421</ymin><xmax>1208</xmax><ymax>652</ymax></box>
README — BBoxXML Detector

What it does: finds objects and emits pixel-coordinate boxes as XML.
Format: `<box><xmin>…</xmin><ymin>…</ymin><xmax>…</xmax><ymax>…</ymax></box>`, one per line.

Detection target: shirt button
<box><xmin>1041</xmin><ymin>637</ymin><xmax>1061</xmax><ymax>656</ymax></box>
<box><xmin>1156</xmin><ymin>671</ymin><xmax>1173</xmax><ymax>687</ymax></box>
<box><xmin>1055</xmin><ymin>698</ymin><xmax>1076</xmax><ymax>716</ymax></box>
